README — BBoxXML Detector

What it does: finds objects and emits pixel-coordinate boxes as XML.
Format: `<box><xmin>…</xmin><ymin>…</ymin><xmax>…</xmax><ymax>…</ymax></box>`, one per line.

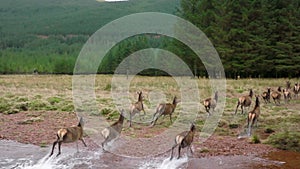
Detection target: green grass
<box><xmin>250</xmin><ymin>135</ymin><xmax>261</xmax><ymax>144</ymax></box>
<box><xmin>267</xmin><ymin>131</ymin><xmax>300</xmax><ymax>152</ymax></box>
<box><xmin>0</xmin><ymin>75</ymin><xmax>300</xmax><ymax>151</ymax></box>
<box><xmin>0</xmin><ymin>0</ymin><xmax>180</xmax><ymax>74</ymax></box>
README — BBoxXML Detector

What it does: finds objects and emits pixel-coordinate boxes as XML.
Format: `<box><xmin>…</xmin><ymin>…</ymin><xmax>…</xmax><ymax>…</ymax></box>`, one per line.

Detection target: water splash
<box><xmin>13</xmin><ymin>149</ymin><xmax>102</xmax><ymax>169</ymax></box>
<box><xmin>139</xmin><ymin>156</ymin><xmax>188</xmax><ymax>169</ymax></box>
<box><xmin>18</xmin><ymin>155</ymin><xmax>67</xmax><ymax>169</ymax></box>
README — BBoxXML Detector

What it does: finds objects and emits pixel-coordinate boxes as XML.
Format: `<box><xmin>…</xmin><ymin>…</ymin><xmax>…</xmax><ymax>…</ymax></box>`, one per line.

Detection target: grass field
<box><xmin>0</xmin><ymin>75</ymin><xmax>299</xmax><ymax>151</ymax></box>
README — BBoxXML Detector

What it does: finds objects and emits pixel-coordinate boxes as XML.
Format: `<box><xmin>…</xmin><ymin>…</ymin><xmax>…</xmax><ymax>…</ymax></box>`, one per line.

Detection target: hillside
<box><xmin>0</xmin><ymin>0</ymin><xmax>299</xmax><ymax>78</ymax></box>
<box><xmin>0</xmin><ymin>0</ymin><xmax>180</xmax><ymax>73</ymax></box>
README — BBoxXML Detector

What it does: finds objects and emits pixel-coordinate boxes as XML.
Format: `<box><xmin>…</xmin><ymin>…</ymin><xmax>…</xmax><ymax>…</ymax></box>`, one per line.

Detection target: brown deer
<box><xmin>261</xmin><ymin>87</ymin><xmax>271</xmax><ymax>104</ymax></box>
<box><xmin>203</xmin><ymin>91</ymin><xmax>218</xmax><ymax>116</ymax></box>
<box><xmin>235</xmin><ymin>89</ymin><xmax>253</xmax><ymax>114</ymax></box>
<box><xmin>247</xmin><ymin>95</ymin><xmax>260</xmax><ymax>136</ymax></box>
<box><xmin>129</xmin><ymin>91</ymin><xmax>146</xmax><ymax>127</ymax></box>
<box><xmin>150</xmin><ymin>96</ymin><xmax>180</xmax><ymax>127</ymax></box>
<box><xmin>49</xmin><ymin>116</ymin><xmax>87</xmax><ymax>157</ymax></box>
<box><xmin>293</xmin><ymin>82</ymin><xmax>300</xmax><ymax>99</ymax></box>
<box><xmin>101</xmin><ymin>109</ymin><xmax>125</xmax><ymax>151</ymax></box>
<box><xmin>286</xmin><ymin>81</ymin><xmax>291</xmax><ymax>90</ymax></box>
<box><xmin>283</xmin><ymin>88</ymin><xmax>292</xmax><ymax>103</ymax></box>
<box><xmin>271</xmin><ymin>87</ymin><xmax>282</xmax><ymax>105</ymax></box>
<box><xmin>170</xmin><ymin>123</ymin><xmax>196</xmax><ymax>160</ymax></box>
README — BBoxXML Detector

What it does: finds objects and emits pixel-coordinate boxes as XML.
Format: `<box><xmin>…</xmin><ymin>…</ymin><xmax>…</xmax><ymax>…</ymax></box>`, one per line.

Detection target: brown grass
<box><xmin>0</xmin><ymin>75</ymin><xmax>299</xmax><ymax>150</ymax></box>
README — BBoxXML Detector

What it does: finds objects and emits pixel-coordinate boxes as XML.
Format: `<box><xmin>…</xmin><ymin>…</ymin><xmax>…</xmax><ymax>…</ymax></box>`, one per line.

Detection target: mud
<box><xmin>0</xmin><ymin>111</ymin><xmax>299</xmax><ymax>168</ymax></box>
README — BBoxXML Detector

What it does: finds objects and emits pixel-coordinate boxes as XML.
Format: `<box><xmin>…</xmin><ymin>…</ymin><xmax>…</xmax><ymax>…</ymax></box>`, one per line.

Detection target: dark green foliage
<box><xmin>267</xmin><ymin>131</ymin><xmax>300</xmax><ymax>152</ymax></box>
<box><xmin>250</xmin><ymin>135</ymin><xmax>261</xmax><ymax>144</ymax></box>
<box><xmin>0</xmin><ymin>0</ymin><xmax>299</xmax><ymax>77</ymax></box>
<box><xmin>264</xmin><ymin>128</ymin><xmax>275</xmax><ymax>134</ymax></box>
<box><xmin>0</xmin><ymin>98</ymin><xmax>11</xmax><ymax>113</ymax></box>
<box><xmin>178</xmin><ymin>0</ymin><xmax>300</xmax><ymax>78</ymax></box>
<box><xmin>0</xmin><ymin>0</ymin><xmax>180</xmax><ymax>74</ymax></box>
<box><xmin>47</xmin><ymin>97</ymin><xmax>62</xmax><ymax>105</ymax></box>
<box><xmin>229</xmin><ymin>123</ymin><xmax>239</xmax><ymax>129</ymax></box>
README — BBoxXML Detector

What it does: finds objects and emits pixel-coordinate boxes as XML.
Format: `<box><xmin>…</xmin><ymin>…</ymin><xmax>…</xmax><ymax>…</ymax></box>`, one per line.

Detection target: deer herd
<box><xmin>49</xmin><ymin>80</ymin><xmax>300</xmax><ymax>160</ymax></box>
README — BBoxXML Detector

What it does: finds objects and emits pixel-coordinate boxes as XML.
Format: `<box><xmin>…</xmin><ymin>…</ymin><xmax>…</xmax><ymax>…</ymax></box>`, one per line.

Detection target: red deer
<box><xmin>170</xmin><ymin>123</ymin><xmax>196</xmax><ymax>160</ymax></box>
<box><xmin>261</xmin><ymin>87</ymin><xmax>271</xmax><ymax>104</ymax></box>
<box><xmin>283</xmin><ymin>88</ymin><xmax>292</xmax><ymax>103</ymax></box>
<box><xmin>247</xmin><ymin>95</ymin><xmax>260</xmax><ymax>136</ymax></box>
<box><xmin>101</xmin><ymin>109</ymin><xmax>125</xmax><ymax>151</ymax></box>
<box><xmin>150</xmin><ymin>96</ymin><xmax>180</xmax><ymax>127</ymax></box>
<box><xmin>203</xmin><ymin>91</ymin><xmax>218</xmax><ymax>116</ymax></box>
<box><xmin>49</xmin><ymin>116</ymin><xmax>87</xmax><ymax>157</ymax></box>
<box><xmin>293</xmin><ymin>83</ymin><xmax>300</xmax><ymax>99</ymax></box>
<box><xmin>129</xmin><ymin>91</ymin><xmax>146</xmax><ymax>127</ymax></box>
<box><xmin>286</xmin><ymin>81</ymin><xmax>291</xmax><ymax>90</ymax></box>
<box><xmin>235</xmin><ymin>89</ymin><xmax>253</xmax><ymax>114</ymax></box>
<box><xmin>271</xmin><ymin>87</ymin><xmax>282</xmax><ymax>105</ymax></box>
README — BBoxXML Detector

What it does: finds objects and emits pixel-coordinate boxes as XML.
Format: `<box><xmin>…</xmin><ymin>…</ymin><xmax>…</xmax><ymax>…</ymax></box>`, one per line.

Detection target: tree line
<box><xmin>0</xmin><ymin>0</ymin><xmax>299</xmax><ymax>78</ymax></box>
<box><xmin>178</xmin><ymin>0</ymin><xmax>300</xmax><ymax>78</ymax></box>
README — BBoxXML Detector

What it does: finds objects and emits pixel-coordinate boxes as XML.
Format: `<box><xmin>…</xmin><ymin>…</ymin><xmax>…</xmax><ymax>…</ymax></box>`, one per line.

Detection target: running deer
<box><xmin>235</xmin><ymin>89</ymin><xmax>253</xmax><ymax>114</ymax></box>
<box><xmin>261</xmin><ymin>87</ymin><xmax>271</xmax><ymax>104</ymax></box>
<box><xmin>271</xmin><ymin>87</ymin><xmax>282</xmax><ymax>105</ymax></box>
<box><xmin>247</xmin><ymin>95</ymin><xmax>260</xmax><ymax>136</ymax></box>
<box><xmin>283</xmin><ymin>88</ymin><xmax>292</xmax><ymax>103</ymax></box>
<box><xmin>49</xmin><ymin>116</ymin><xmax>87</xmax><ymax>157</ymax></box>
<box><xmin>129</xmin><ymin>91</ymin><xmax>146</xmax><ymax>127</ymax></box>
<box><xmin>170</xmin><ymin>123</ymin><xmax>196</xmax><ymax>160</ymax></box>
<box><xmin>293</xmin><ymin>83</ymin><xmax>300</xmax><ymax>99</ymax></box>
<box><xmin>150</xmin><ymin>96</ymin><xmax>180</xmax><ymax>127</ymax></box>
<box><xmin>286</xmin><ymin>81</ymin><xmax>291</xmax><ymax>90</ymax></box>
<box><xmin>101</xmin><ymin>109</ymin><xmax>125</xmax><ymax>151</ymax></box>
<box><xmin>203</xmin><ymin>91</ymin><xmax>218</xmax><ymax>116</ymax></box>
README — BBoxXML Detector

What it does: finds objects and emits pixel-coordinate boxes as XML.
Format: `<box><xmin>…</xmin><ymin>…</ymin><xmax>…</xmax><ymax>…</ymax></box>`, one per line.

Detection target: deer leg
<box><xmin>254</xmin><ymin>117</ymin><xmax>258</xmax><ymax>127</ymax></box>
<box><xmin>76</xmin><ymin>141</ymin><xmax>79</xmax><ymax>152</ymax></box>
<box><xmin>235</xmin><ymin>102</ymin><xmax>240</xmax><ymax>114</ymax></box>
<box><xmin>101</xmin><ymin>142</ymin><xmax>105</xmax><ymax>151</ymax></box>
<box><xmin>209</xmin><ymin>106</ymin><xmax>213</xmax><ymax>116</ymax></box>
<box><xmin>273</xmin><ymin>98</ymin><xmax>277</xmax><ymax>105</ymax></box>
<box><xmin>206</xmin><ymin>106</ymin><xmax>211</xmax><ymax>116</ymax></box>
<box><xmin>129</xmin><ymin>112</ymin><xmax>132</xmax><ymax>127</ymax></box>
<box><xmin>170</xmin><ymin>144</ymin><xmax>177</xmax><ymax>160</ymax></box>
<box><xmin>151</xmin><ymin>113</ymin><xmax>160</xmax><ymax>127</ymax></box>
<box><xmin>205</xmin><ymin>106</ymin><xmax>209</xmax><ymax>113</ymax></box>
<box><xmin>247</xmin><ymin>115</ymin><xmax>250</xmax><ymax>129</ymax></box>
<box><xmin>177</xmin><ymin>146</ymin><xmax>182</xmax><ymax>159</ymax></box>
<box><xmin>81</xmin><ymin>138</ymin><xmax>87</xmax><ymax>147</ymax></box>
<box><xmin>49</xmin><ymin>140</ymin><xmax>58</xmax><ymax>157</ymax></box>
<box><xmin>241</xmin><ymin>105</ymin><xmax>244</xmax><ymax>114</ymax></box>
<box><xmin>57</xmin><ymin>141</ymin><xmax>62</xmax><ymax>156</ymax></box>
<box><xmin>169</xmin><ymin>114</ymin><xmax>172</xmax><ymax>123</ymax></box>
<box><xmin>252</xmin><ymin>116</ymin><xmax>256</xmax><ymax>129</ymax></box>
<box><xmin>189</xmin><ymin>145</ymin><xmax>193</xmax><ymax>156</ymax></box>
<box><xmin>150</xmin><ymin>113</ymin><xmax>157</xmax><ymax>125</ymax></box>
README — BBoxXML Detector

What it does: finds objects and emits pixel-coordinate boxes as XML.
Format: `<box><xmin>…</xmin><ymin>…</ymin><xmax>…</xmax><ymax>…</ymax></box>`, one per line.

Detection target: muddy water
<box><xmin>0</xmin><ymin>140</ymin><xmax>298</xmax><ymax>169</ymax></box>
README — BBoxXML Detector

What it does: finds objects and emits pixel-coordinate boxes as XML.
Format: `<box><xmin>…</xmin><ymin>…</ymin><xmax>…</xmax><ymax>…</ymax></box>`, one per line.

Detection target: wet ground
<box><xmin>1</xmin><ymin>139</ymin><xmax>298</xmax><ymax>169</ymax></box>
<box><xmin>1</xmin><ymin>111</ymin><xmax>300</xmax><ymax>168</ymax></box>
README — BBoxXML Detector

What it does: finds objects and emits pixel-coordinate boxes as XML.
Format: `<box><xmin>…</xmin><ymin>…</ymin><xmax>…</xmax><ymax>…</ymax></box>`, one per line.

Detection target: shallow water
<box><xmin>0</xmin><ymin>140</ymin><xmax>297</xmax><ymax>169</ymax></box>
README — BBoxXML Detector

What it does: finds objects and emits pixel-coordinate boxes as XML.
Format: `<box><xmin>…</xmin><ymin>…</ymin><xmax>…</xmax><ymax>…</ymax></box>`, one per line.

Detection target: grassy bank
<box><xmin>0</xmin><ymin>75</ymin><xmax>299</xmax><ymax>151</ymax></box>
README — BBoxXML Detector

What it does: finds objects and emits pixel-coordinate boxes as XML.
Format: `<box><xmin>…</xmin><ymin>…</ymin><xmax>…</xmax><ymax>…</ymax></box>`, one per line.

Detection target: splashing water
<box><xmin>139</xmin><ymin>156</ymin><xmax>188</xmax><ymax>169</ymax></box>
<box><xmin>11</xmin><ymin>149</ymin><xmax>102</xmax><ymax>169</ymax></box>
<box><xmin>17</xmin><ymin>155</ymin><xmax>68</xmax><ymax>169</ymax></box>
